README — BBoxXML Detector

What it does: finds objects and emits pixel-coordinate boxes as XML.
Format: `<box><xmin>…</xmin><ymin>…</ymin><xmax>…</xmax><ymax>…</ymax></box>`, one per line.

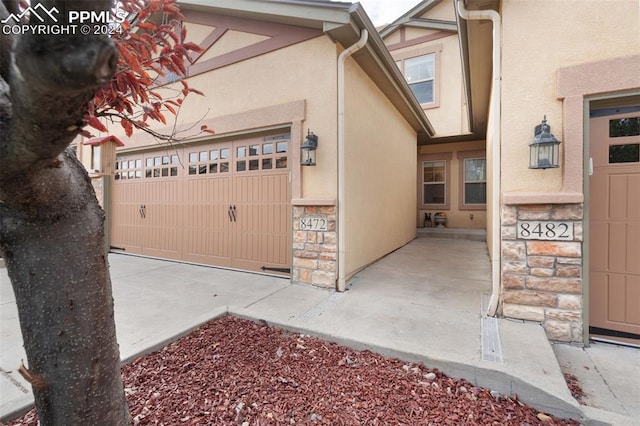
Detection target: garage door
<box><xmin>111</xmin><ymin>134</ymin><xmax>292</xmax><ymax>275</ymax></box>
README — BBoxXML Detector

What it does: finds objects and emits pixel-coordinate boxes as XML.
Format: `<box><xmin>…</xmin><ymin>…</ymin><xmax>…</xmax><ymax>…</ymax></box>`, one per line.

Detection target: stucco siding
<box><xmin>425</xmin><ymin>0</ymin><xmax>457</xmax><ymax>21</ymax></box>
<box><xmin>110</xmin><ymin>34</ymin><xmax>339</xmax><ymax>199</ymax></box>
<box><xmin>343</xmin><ymin>57</ymin><xmax>417</xmax><ymax>277</ymax></box>
<box><xmin>391</xmin><ymin>32</ymin><xmax>465</xmax><ymax>136</ymax></box>
<box><xmin>386</xmin><ymin>8</ymin><xmax>466</xmax><ymax>137</ymax></box>
<box><xmin>500</xmin><ymin>0</ymin><xmax>640</xmax><ymax>194</ymax></box>
<box><xmin>419</xmin><ymin>140</ymin><xmax>487</xmax><ymax>229</ymax></box>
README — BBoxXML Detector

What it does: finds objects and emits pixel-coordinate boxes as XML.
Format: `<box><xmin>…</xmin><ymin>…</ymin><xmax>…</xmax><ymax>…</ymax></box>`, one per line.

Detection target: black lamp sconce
<box><xmin>301</xmin><ymin>129</ymin><xmax>318</xmax><ymax>166</ymax></box>
<box><xmin>529</xmin><ymin>115</ymin><xmax>561</xmax><ymax>169</ymax></box>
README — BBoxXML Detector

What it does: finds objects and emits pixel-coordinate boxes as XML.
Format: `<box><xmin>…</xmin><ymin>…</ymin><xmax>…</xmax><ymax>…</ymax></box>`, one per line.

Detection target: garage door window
<box><xmin>236</xmin><ymin>146</ymin><xmax>247</xmax><ymax>171</ymax></box>
<box><xmin>230</xmin><ymin>140</ymin><xmax>288</xmax><ymax>172</ymax></box>
<box><xmin>189</xmin><ymin>148</ymin><xmax>230</xmax><ymax>175</ymax></box>
<box><xmin>276</xmin><ymin>141</ymin><xmax>288</xmax><ymax>169</ymax></box>
<box><xmin>115</xmin><ymin>158</ymin><xmax>142</xmax><ymax>180</ymax></box>
<box><xmin>143</xmin><ymin>155</ymin><xmax>178</xmax><ymax>178</ymax></box>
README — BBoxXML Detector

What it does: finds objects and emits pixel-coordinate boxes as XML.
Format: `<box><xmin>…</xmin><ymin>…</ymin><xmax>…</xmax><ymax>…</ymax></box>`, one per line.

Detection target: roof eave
<box><xmin>379</xmin><ymin>0</ymin><xmax>444</xmax><ymax>38</ymax></box>
<box><xmin>456</xmin><ymin>7</ymin><xmax>475</xmax><ymax>135</ymax></box>
<box><xmin>178</xmin><ymin>0</ymin><xmax>352</xmax><ymax>30</ymax></box>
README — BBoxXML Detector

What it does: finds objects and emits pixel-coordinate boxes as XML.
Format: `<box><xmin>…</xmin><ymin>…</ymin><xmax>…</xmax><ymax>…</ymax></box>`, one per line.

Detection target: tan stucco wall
<box><xmin>425</xmin><ymin>0</ymin><xmax>457</xmax><ymax>21</ymax></box>
<box><xmin>109</xmin><ymin>34</ymin><xmax>339</xmax><ymax>200</ymax></box>
<box><xmin>500</xmin><ymin>0</ymin><xmax>640</xmax><ymax>195</ymax></box>
<box><xmin>389</xmin><ymin>33</ymin><xmax>466</xmax><ymax>137</ymax></box>
<box><xmin>418</xmin><ymin>140</ymin><xmax>487</xmax><ymax>230</ymax></box>
<box><xmin>343</xmin><ymin>57</ymin><xmax>417</xmax><ymax>277</ymax></box>
<box><xmin>386</xmin><ymin>0</ymin><xmax>467</xmax><ymax>137</ymax></box>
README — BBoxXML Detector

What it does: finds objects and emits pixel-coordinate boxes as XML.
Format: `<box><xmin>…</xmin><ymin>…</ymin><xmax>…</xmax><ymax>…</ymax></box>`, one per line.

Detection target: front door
<box><xmin>589</xmin><ymin>108</ymin><xmax>640</xmax><ymax>344</ymax></box>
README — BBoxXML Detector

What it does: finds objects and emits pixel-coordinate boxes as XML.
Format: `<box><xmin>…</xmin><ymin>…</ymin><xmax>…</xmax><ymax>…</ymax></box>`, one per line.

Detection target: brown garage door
<box><xmin>589</xmin><ymin>109</ymin><xmax>640</xmax><ymax>344</ymax></box>
<box><xmin>111</xmin><ymin>134</ymin><xmax>291</xmax><ymax>274</ymax></box>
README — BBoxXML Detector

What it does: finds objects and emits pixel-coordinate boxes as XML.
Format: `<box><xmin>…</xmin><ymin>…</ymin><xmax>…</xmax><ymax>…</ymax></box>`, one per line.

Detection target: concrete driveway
<box><xmin>1</xmin><ymin>236</ymin><xmax>638</xmax><ymax>424</ymax></box>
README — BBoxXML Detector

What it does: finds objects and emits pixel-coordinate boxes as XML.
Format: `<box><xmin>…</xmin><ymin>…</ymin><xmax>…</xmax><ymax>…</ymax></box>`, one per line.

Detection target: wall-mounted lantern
<box><xmin>301</xmin><ymin>129</ymin><xmax>318</xmax><ymax>166</ymax></box>
<box><xmin>529</xmin><ymin>115</ymin><xmax>561</xmax><ymax>169</ymax></box>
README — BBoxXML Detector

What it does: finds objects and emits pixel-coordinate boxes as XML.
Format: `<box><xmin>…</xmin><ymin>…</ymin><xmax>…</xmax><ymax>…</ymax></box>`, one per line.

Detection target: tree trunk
<box><xmin>0</xmin><ymin>1</ymin><xmax>130</xmax><ymax>423</ymax></box>
<box><xmin>1</xmin><ymin>152</ymin><xmax>130</xmax><ymax>425</ymax></box>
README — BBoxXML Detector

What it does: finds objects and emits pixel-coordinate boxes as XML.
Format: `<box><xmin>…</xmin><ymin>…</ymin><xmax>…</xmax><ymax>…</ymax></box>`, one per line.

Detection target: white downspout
<box><xmin>456</xmin><ymin>0</ymin><xmax>502</xmax><ymax>316</ymax></box>
<box><xmin>337</xmin><ymin>29</ymin><xmax>368</xmax><ymax>292</ymax></box>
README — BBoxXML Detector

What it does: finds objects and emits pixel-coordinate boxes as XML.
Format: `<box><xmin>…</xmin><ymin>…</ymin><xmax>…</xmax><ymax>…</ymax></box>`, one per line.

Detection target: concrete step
<box><xmin>417</xmin><ymin>227</ymin><xmax>487</xmax><ymax>242</ymax></box>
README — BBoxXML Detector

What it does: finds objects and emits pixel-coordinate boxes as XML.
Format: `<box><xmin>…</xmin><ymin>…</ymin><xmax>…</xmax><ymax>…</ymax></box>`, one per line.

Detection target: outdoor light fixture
<box><xmin>301</xmin><ymin>129</ymin><xmax>318</xmax><ymax>166</ymax></box>
<box><xmin>529</xmin><ymin>115</ymin><xmax>561</xmax><ymax>169</ymax></box>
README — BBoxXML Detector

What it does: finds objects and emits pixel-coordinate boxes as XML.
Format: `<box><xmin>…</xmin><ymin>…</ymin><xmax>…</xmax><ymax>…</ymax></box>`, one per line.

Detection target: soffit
<box><xmin>455</xmin><ymin>0</ymin><xmax>498</xmax><ymax>141</ymax></box>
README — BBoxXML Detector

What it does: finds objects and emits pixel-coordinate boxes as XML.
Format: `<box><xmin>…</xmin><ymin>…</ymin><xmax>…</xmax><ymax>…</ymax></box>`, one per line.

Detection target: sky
<box><xmin>333</xmin><ymin>0</ymin><xmax>423</xmax><ymax>27</ymax></box>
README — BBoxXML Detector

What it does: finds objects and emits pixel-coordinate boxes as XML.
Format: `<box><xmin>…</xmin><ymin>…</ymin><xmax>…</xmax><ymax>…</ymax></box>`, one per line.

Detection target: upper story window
<box><xmin>404</xmin><ymin>54</ymin><xmax>435</xmax><ymax>105</ymax></box>
<box><xmin>394</xmin><ymin>45</ymin><xmax>441</xmax><ymax>108</ymax></box>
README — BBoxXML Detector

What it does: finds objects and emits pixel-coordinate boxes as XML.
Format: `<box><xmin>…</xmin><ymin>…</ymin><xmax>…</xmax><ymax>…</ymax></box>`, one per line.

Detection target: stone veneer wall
<box><xmin>501</xmin><ymin>204</ymin><xmax>584</xmax><ymax>343</ymax></box>
<box><xmin>292</xmin><ymin>205</ymin><xmax>337</xmax><ymax>288</ymax></box>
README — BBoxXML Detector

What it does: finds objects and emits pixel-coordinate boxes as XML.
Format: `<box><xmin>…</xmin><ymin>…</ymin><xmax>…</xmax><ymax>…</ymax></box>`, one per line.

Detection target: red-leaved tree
<box><xmin>0</xmin><ymin>0</ymin><xmax>204</xmax><ymax>424</ymax></box>
<box><xmin>86</xmin><ymin>0</ymin><xmax>211</xmax><ymax>140</ymax></box>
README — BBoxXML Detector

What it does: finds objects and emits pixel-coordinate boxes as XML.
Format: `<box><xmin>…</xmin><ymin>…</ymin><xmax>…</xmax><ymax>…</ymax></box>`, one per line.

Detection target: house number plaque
<box><xmin>299</xmin><ymin>216</ymin><xmax>328</xmax><ymax>231</ymax></box>
<box><xmin>517</xmin><ymin>221</ymin><xmax>574</xmax><ymax>241</ymax></box>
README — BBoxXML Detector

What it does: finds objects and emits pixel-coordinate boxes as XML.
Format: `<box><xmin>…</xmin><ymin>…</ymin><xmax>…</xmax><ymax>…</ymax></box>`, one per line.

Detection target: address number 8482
<box><xmin>516</xmin><ymin>221</ymin><xmax>574</xmax><ymax>241</ymax></box>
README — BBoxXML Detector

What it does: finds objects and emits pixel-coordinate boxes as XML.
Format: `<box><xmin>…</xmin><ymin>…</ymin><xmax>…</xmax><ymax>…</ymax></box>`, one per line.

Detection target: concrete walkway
<box><xmin>1</xmin><ymin>236</ymin><xmax>638</xmax><ymax>424</ymax></box>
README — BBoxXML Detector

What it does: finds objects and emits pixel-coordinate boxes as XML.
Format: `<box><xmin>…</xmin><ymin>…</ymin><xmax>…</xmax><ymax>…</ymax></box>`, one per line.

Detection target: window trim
<box><xmin>90</xmin><ymin>144</ymin><xmax>101</xmax><ymax>172</ymax></box>
<box><xmin>394</xmin><ymin>44</ymin><xmax>442</xmax><ymax>109</ymax></box>
<box><xmin>418</xmin><ymin>152</ymin><xmax>451</xmax><ymax>210</ymax></box>
<box><xmin>456</xmin><ymin>150</ymin><xmax>487</xmax><ymax>211</ymax></box>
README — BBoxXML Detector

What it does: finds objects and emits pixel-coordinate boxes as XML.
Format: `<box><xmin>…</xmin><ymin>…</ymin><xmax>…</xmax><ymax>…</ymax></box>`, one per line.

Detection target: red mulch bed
<box><xmin>8</xmin><ymin>316</ymin><xmax>578</xmax><ymax>425</ymax></box>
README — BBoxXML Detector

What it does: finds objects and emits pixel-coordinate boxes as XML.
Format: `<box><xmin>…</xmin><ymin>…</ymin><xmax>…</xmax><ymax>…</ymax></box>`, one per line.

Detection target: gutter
<box><xmin>456</xmin><ymin>0</ymin><xmax>502</xmax><ymax>317</ymax></box>
<box><xmin>337</xmin><ymin>29</ymin><xmax>368</xmax><ymax>292</ymax></box>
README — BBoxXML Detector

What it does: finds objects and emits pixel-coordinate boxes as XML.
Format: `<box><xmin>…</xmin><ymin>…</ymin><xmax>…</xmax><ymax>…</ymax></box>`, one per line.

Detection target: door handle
<box><xmin>139</xmin><ymin>205</ymin><xmax>146</xmax><ymax>219</ymax></box>
<box><xmin>231</xmin><ymin>205</ymin><xmax>237</xmax><ymax>222</ymax></box>
<box><xmin>228</xmin><ymin>205</ymin><xmax>233</xmax><ymax>222</ymax></box>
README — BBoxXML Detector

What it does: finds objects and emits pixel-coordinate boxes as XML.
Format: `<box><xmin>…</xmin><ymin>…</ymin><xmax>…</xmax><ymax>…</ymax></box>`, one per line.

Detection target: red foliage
<box><xmin>85</xmin><ymin>0</ymin><xmax>204</xmax><ymax>138</ymax></box>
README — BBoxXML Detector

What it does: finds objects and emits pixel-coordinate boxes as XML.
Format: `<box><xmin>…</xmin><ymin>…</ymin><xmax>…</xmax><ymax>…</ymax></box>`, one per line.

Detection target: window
<box><xmin>609</xmin><ymin>144</ymin><xmax>639</xmax><ymax>163</ymax></box>
<box><xmin>457</xmin><ymin>150</ymin><xmax>486</xmax><ymax>210</ymax></box>
<box><xmin>404</xmin><ymin>54</ymin><xmax>435</xmax><ymax>105</ymax></box>
<box><xmin>423</xmin><ymin>161</ymin><xmax>446</xmax><ymax>204</ymax></box>
<box><xmin>418</xmin><ymin>153</ymin><xmax>451</xmax><ymax>208</ymax></box>
<box><xmin>114</xmin><ymin>156</ymin><xmax>143</xmax><ymax>180</ymax></box>
<box><xmin>609</xmin><ymin>116</ymin><xmax>640</xmax><ymax>137</ymax></box>
<box><xmin>90</xmin><ymin>145</ymin><xmax>101</xmax><ymax>171</ymax></box>
<box><xmin>463</xmin><ymin>158</ymin><xmax>487</xmax><ymax>205</ymax></box>
<box><xmin>146</xmin><ymin>154</ymin><xmax>179</xmax><ymax>178</ymax></box>
<box><xmin>393</xmin><ymin>45</ymin><xmax>440</xmax><ymax>107</ymax></box>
